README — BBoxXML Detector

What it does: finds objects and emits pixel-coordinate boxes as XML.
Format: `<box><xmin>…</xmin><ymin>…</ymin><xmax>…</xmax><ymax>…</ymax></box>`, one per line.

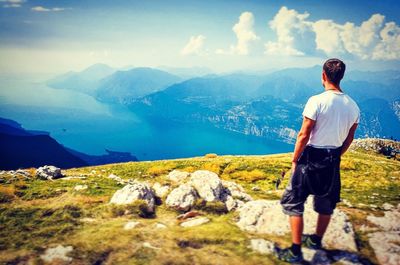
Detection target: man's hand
<box><xmin>291</xmin><ymin>161</ymin><xmax>297</xmax><ymax>175</ymax></box>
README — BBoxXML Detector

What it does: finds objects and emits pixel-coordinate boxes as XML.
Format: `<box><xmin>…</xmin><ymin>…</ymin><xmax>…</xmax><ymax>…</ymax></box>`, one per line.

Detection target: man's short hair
<box><xmin>323</xmin><ymin>58</ymin><xmax>346</xmax><ymax>86</ymax></box>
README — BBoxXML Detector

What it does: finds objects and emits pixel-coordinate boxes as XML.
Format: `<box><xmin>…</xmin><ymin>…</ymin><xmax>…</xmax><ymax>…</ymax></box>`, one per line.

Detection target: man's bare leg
<box><xmin>316</xmin><ymin>214</ymin><xmax>331</xmax><ymax>237</ymax></box>
<box><xmin>290</xmin><ymin>215</ymin><xmax>304</xmax><ymax>244</ymax></box>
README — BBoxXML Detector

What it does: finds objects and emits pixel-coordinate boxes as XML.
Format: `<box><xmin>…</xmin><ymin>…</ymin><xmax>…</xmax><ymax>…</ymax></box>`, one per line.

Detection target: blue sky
<box><xmin>0</xmin><ymin>0</ymin><xmax>399</xmax><ymax>74</ymax></box>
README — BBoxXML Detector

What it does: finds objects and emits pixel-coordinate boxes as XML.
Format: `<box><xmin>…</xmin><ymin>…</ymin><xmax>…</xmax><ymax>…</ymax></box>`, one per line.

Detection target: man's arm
<box><xmin>291</xmin><ymin>116</ymin><xmax>316</xmax><ymax>171</ymax></box>
<box><xmin>341</xmin><ymin>123</ymin><xmax>358</xmax><ymax>156</ymax></box>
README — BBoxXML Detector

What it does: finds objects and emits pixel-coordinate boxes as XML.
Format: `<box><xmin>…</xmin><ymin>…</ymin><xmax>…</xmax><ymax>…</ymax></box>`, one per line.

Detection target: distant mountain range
<box><xmin>47</xmin><ymin>63</ymin><xmax>116</xmax><ymax>95</ymax></box>
<box><xmin>0</xmin><ymin>117</ymin><xmax>138</xmax><ymax>170</ymax></box>
<box><xmin>95</xmin><ymin>67</ymin><xmax>182</xmax><ymax>104</ymax></box>
<box><xmin>47</xmin><ymin>64</ymin><xmax>400</xmax><ymax>144</ymax></box>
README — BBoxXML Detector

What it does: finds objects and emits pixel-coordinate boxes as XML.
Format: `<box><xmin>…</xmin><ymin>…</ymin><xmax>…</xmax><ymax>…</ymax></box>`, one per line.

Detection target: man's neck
<box><xmin>324</xmin><ymin>83</ymin><xmax>342</xmax><ymax>93</ymax></box>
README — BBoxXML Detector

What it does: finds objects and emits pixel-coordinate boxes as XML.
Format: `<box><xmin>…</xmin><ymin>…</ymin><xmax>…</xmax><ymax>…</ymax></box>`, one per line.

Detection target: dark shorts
<box><xmin>281</xmin><ymin>145</ymin><xmax>342</xmax><ymax>216</ymax></box>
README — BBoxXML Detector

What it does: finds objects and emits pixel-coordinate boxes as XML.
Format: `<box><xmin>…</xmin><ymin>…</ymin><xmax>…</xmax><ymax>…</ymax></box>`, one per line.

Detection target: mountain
<box><xmin>95</xmin><ymin>67</ymin><xmax>182</xmax><ymax>104</ymax></box>
<box><xmin>66</xmin><ymin>148</ymin><xmax>138</xmax><ymax>166</ymax></box>
<box><xmin>0</xmin><ymin>117</ymin><xmax>138</xmax><ymax>170</ymax></box>
<box><xmin>157</xmin><ymin>66</ymin><xmax>214</xmax><ymax>79</ymax></box>
<box><xmin>47</xmin><ymin>63</ymin><xmax>116</xmax><ymax>95</ymax></box>
<box><xmin>128</xmin><ymin>67</ymin><xmax>400</xmax><ymax>143</ymax></box>
<box><xmin>0</xmin><ymin>120</ymin><xmax>88</xmax><ymax>170</ymax></box>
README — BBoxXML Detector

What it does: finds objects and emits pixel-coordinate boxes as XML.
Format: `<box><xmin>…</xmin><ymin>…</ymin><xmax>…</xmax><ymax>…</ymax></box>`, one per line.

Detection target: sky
<box><xmin>0</xmin><ymin>0</ymin><xmax>399</xmax><ymax>74</ymax></box>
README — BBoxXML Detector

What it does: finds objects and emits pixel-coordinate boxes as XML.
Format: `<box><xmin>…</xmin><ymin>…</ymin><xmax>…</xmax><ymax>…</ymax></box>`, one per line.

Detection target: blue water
<box><xmin>0</xmin><ymin>77</ymin><xmax>294</xmax><ymax>161</ymax></box>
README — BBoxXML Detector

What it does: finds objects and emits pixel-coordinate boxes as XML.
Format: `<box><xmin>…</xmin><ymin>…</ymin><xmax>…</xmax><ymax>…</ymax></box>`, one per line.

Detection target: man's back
<box><xmin>303</xmin><ymin>90</ymin><xmax>360</xmax><ymax>148</ymax></box>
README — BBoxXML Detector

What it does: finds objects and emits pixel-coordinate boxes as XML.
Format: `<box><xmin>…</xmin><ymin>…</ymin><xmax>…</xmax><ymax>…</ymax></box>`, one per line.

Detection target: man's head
<box><xmin>322</xmin><ymin>58</ymin><xmax>346</xmax><ymax>87</ymax></box>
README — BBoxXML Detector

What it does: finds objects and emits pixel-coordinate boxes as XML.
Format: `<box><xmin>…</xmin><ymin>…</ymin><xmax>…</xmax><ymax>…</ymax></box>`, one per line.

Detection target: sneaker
<box><xmin>302</xmin><ymin>234</ymin><xmax>322</xmax><ymax>250</ymax></box>
<box><xmin>274</xmin><ymin>246</ymin><xmax>303</xmax><ymax>264</ymax></box>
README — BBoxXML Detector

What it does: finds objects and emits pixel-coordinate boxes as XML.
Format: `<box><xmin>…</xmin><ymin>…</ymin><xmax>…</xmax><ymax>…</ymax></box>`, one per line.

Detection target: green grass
<box><xmin>0</xmin><ymin>150</ymin><xmax>398</xmax><ymax>264</ymax></box>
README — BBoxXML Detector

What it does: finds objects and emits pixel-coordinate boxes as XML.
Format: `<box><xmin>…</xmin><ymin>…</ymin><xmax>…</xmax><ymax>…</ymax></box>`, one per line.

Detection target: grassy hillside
<box><xmin>0</xmin><ymin>145</ymin><xmax>399</xmax><ymax>264</ymax></box>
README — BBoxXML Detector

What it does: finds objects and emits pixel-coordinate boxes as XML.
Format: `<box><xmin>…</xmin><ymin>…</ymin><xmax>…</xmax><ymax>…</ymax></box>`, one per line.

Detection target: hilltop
<box><xmin>0</xmin><ymin>139</ymin><xmax>399</xmax><ymax>264</ymax></box>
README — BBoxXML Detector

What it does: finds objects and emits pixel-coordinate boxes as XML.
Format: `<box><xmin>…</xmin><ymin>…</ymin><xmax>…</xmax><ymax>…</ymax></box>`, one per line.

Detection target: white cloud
<box><xmin>264</xmin><ymin>6</ymin><xmax>315</xmax><ymax>56</ymax></box>
<box><xmin>217</xmin><ymin>11</ymin><xmax>259</xmax><ymax>55</ymax></box>
<box><xmin>31</xmin><ymin>6</ymin><xmax>68</xmax><ymax>12</ymax></box>
<box><xmin>265</xmin><ymin>6</ymin><xmax>400</xmax><ymax>60</ymax></box>
<box><xmin>1</xmin><ymin>0</ymin><xmax>24</xmax><ymax>8</ymax></box>
<box><xmin>181</xmin><ymin>35</ymin><xmax>206</xmax><ymax>56</ymax></box>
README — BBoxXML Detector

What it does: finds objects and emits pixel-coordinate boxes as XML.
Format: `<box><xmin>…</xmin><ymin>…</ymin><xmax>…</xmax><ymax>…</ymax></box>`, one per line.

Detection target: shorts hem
<box><xmin>282</xmin><ymin>208</ymin><xmax>303</xmax><ymax>216</ymax></box>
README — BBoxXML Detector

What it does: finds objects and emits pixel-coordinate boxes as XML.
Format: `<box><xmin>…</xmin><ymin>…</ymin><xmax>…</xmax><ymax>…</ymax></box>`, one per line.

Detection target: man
<box><xmin>276</xmin><ymin>58</ymin><xmax>360</xmax><ymax>263</ymax></box>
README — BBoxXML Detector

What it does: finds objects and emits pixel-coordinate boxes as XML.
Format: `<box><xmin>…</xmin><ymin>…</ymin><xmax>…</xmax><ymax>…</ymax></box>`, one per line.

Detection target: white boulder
<box><xmin>40</xmin><ymin>245</ymin><xmax>73</xmax><ymax>263</ymax></box>
<box><xmin>236</xmin><ymin>197</ymin><xmax>357</xmax><ymax>252</ymax></box>
<box><xmin>152</xmin><ymin>182</ymin><xmax>170</xmax><ymax>197</ymax></box>
<box><xmin>166</xmin><ymin>183</ymin><xmax>198</xmax><ymax>211</ymax></box>
<box><xmin>167</xmin><ymin>170</ymin><xmax>190</xmax><ymax>183</ymax></box>
<box><xmin>36</xmin><ymin>166</ymin><xmax>63</xmax><ymax>180</ymax></box>
<box><xmin>189</xmin><ymin>170</ymin><xmax>224</xmax><ymax>202</ymax></box>
<box><xmin>110</xmin><ymin>181</ymin><xmax>156</xmax><ymax>213</ymax></box>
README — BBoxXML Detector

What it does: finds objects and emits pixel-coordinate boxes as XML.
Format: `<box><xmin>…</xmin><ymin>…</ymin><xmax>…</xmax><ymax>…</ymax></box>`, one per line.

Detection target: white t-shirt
<box><xmin>303</xmin><ymin>90</ymin><xmax>360</xmax><ymax>148</ymax></box>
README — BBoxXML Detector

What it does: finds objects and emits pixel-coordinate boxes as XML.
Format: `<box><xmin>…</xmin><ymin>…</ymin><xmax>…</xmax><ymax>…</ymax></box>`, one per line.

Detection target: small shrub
<box><xmin>230</xmin><ymin>169</ymin><xmax>266</xmax><ymax>182</ymax></box>
<box><xmin>201</xmin><ymin>163</ymin><xmax>221</xmax><ymax>174</ymax></box>
<box><xmin>147</xmin><ymin>164</ymin><xmax>176</xmax><ymax>176</ymax></box>
<box><xmin>0</xmin><ymin>187</ymin><xmax>15</xmax><ymax>203</ymax></box>
<box><xmin>204</xmin><ymin>153</ymin><xmax>218</xmax><ymax>158</ymax></box>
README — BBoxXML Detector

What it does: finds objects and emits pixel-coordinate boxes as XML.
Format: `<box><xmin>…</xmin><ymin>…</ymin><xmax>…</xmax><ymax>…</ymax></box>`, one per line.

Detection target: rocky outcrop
<box><xmin>124</xmin><ymin>221</ymin><xmax>140</xmax><ymax>230</ymax></box>
<box><xmin>221</xmin><ymin>180</ymin><xmax>252</xmax><ymax>201</ymax></box>
<box><xmin>40</xmin><ymin>245</ymin><xmax>73</xmax><ymax>263</ymax></box>
<box><xmin>110</xmin><ymin>181</ymin><xmax>156</xmax><ymax>212</ymax></box>
<box><xmin>237</xmin><ymin>197</ymin><xmax>357</xmax><ymax>252</ymax></box>
<box><xmin>165</xmin><ymin>184</ymin><xmax>198</xmax><ymax>211</ymax></box>
<box><xmin>36</xmin><ymin>166</ymin><xmax>64</xmax><ymax>180</ymax></box>
<box><xmin>189</xmin><ymin>170</ymin><xmax>224</xmax><ymax>202</ymax></box>
<box><xmin>152</xmin><ymin>182</ymin><xmax>170</xmax><ymax>197</ymax></box>
<box><xmin>366</xmin><ymin>206</ymin><xmax>400</xmax><ymax>265</ymax></box>
<box><xmin>250</xmin><ymin>238</ymin><xmax>366</xmax><ymax>264</ymax></box>
<box><xmin>167</xmin><ymin>170</ymin><xmax>190</xmax><ymax>183</ymax></box>
<box><xmin>164</xmin><ymin>169</ymin><xmax>252</xmax><ymax>212</ymax></box>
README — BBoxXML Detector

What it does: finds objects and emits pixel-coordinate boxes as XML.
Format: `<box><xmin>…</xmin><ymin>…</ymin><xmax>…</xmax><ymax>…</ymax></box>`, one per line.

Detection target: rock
<box><xmin>249</xmin><ymin>239</ymin><xmax>275</xmax><ymax>255</ymax></box>
<box><xmin>74</xmin><ymin>185</ymin><xmax>88</xmax><ymax>191</ymax></box>
<box><xmin>166</xmin><ymin>184</ymin><xmax>198</xmax><ymax>212</ymax></box>
<box><xmin>110</xmin><ymin>181</ymin><xmax>156</xmax><ymax>213</ymax></box>
<box><xmin>15</xmin><ymin>169</ymin><xmax>31</xmax><ymax>179</ymax></box>
<box><xmin>369</xmin><ymin>231</ymin><xmax>400</xmax><ymax>265</ymax></box>
<box><xmin>251</xmin><ymin>186</ymin><xmax>261</xmax><ymax>191</ymax></box>
<box><xmin>81</xmin><ymin>218</ymin><xmax>97</xmax><ymax>223</ymax></box>
<box><xmin>152</xmin><ymin>182</ymin><xmax>170</xmax><ymax>197</ymax></box>
<box><xmin>167</xmin><ymin>170</ymin><xmax>190</xmax><ymax>183</ymax></box>
<box><xmin>189</xmin><ymin>170</ymin><xmax>224</xmax><ymax>202</ymax></box>
<box><xmin>177</xmin><ymin>210</ymin><xmax>202</xmax><ymax>220</ymax></box>
<box><xmin>237</xmin><ymin>200</ymin><xmax>288</xmax><ymax>235</ymax></box>
<box><xmin>108</xmin><ymin>174</ymin><xmax>125</xmax><ymax>184</ymax></box>
<box><xmin>251</xmin><ymin>239</ymin><xmax>364</xmax><ymax>265</ymax></box>
<box><xmin>382</xmin><ymin>202</ymin><xmax>395</xmax><ymax>211</ymax></box>
<box><xmin>342</xmin><ymin>199</ymin><xmax>353</xmax><ymax>208</ymax></box>
<box><xmin>40</xmin><ymin>245</ymin><xmax>73</xmax><ymax>263</ymax></box>
<box><xmin>224</xmin><ymin>195</ymin><xmax>245</xmax><ymax>212</ymax></box>
<box><xmin>221</xmin><ymin>180</ymin><xmax>252</xmax><ymax>201</ymax></box>
<box><xmin>236</xmin><ymin>197</ymin><xmax>357</xmax><ymax>252</ymax></box>
<box><xmin>155</xmin><ymin>223</ymin><xmax>167</xmax><ymax>229</ymax></box>
<box><xmin>36</xmin><ymin>166</ymin><xmax>63</xmax><ymax>180</ymax></box>
<box><xmin>367</xmin><ymin>208</ymin><xmax>400</xmax><ymax>231</ymax></box>
<box><xmin>302</xmin><ymin>249</ymin><xmax>331</xmax><ymax>265</ymax></box>
<box><xmin>143</xmin><ymin>242</ymin><xmax>161</xmax><ymax>250</ymax></box>
<box><xmin>180</xmin><ymin>217</ymin><xmax>210</xmax><ymax>227</ymax></box>
<box><xmin>124</xmin><ymin>221</ymin><xmax>140</xmax><ymax>230</ymax></box>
